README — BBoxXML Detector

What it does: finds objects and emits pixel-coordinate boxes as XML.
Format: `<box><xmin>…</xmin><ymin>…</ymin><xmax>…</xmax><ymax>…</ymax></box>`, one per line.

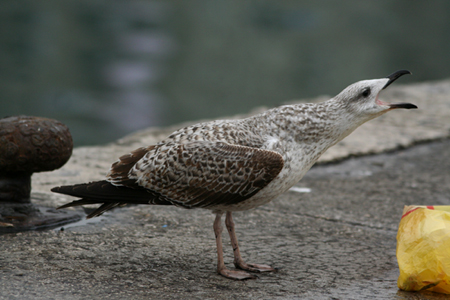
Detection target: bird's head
<box><xmin>334</xmin><ymin>70</ymin><xmax>417</xmax><ymax>124</ymax></box>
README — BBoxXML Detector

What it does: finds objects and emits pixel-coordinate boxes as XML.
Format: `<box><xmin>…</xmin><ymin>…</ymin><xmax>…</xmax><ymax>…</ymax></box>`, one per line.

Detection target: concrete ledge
<box><xmin>2</xmin><ymin>79</ymin><xmax>450</xmax><ymax>299</ymax></box>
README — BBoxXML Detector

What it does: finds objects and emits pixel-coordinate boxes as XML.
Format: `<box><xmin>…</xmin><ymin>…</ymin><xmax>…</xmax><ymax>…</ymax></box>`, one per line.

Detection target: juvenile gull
<box><xmin>52</xmin><ymin>70</ymin><xmax>417</xmax><ymax>280</ymax></box>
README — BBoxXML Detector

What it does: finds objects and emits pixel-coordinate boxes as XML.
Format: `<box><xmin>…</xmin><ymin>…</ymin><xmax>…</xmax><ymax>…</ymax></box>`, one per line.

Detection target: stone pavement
<box><xmin>1</xmin><ymin>79</ymin><xmax>450</xmax><ymax>299</ymax></box>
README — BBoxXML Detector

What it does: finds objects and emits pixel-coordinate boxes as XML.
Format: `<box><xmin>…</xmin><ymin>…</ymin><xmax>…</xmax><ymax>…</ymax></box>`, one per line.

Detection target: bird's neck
<box><xmin>255</xmin><ymin>100</ymin><xmax>355</xmax><ymax>148</ymax></box>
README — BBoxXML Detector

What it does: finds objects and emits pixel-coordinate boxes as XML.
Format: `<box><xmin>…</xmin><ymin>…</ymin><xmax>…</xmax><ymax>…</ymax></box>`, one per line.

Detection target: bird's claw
<box><xmin>218</xmin><ymin>268</ymin><xmax>258</xmax><ymax>280</ymax></box>
<box><xmin>235</xmin><ymin>262</ymin><xmax>276</xmax><ymax>273</ymax></box>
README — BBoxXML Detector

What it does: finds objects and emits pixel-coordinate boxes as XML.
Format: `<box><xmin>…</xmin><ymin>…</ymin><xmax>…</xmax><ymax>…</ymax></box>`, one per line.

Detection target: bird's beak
<box><xmin>382</xmin><ymin>70</ymin><xmax>418</xmax><ymax>110</ymax></box>
<box><xmin>387</xmin><ymin>102</ymin><xmax>417</xmax><ymax>109</ymax></box>
<box><xmin>383</xmin><ymin>70</ymin><xmax>411</xmax><ymax>90</ymax></box>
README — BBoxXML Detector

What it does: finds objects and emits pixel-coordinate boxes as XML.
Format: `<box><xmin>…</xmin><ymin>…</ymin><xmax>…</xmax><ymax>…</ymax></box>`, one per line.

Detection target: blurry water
<box><xmin>1</xmin><ymin>0</ymin><xmax>450</xmax><ymax>146</ymax></box>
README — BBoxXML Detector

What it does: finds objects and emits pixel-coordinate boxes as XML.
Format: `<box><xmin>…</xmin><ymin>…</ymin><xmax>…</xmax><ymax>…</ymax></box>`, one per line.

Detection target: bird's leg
<box><xmin>225</xmin><ymin>211</ymin><xmax>275</xmax><ymax>273</ymax></box>
<box><xmin>213</xmin><ymin>212</ymin><xmax>256</xmax><ymax>280</ymax></box>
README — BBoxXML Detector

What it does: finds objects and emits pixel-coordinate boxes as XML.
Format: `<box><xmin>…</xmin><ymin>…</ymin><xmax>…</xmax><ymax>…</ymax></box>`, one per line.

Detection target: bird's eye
<box><xmin>361</xmin><ymin>88</ymin><xmax>371</xmax><ymax>98</ymax></box>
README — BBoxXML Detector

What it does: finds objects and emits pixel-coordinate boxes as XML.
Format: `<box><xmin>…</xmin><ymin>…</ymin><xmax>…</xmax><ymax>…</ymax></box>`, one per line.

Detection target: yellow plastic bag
<box><xmin>397</xmin><ymin>205</ymin><xmax>450</xmax><ymax>294</ymax></box>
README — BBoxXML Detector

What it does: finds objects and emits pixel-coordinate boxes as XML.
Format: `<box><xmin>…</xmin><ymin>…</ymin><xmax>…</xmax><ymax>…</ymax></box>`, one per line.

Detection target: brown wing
<box><xmin>107</xmin><ymin>145</ymin><xmax>154</xmax><ymax>187</ymax></box>
<box><xmin>125</xmin><ymin>141</ymin><xmax>284</xmax><ymax>209</ymax></box>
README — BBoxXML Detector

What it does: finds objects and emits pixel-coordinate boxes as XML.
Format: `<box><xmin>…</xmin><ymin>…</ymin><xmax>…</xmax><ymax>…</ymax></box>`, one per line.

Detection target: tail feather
<box><xmin>85</xmin><ymin>202</ymin><xmax>122</xmax><ymax>219</ymax></box>
<box><xmin>52</xmin><ymin>180</ymin><xmax>173</xmax><ymax>218</ymax></box>
<box><xmin>52</xmin><ymin>180</ymin><xmax>154</xmax><ymax>203</ymax></box>
<box><xmin>57</xmin><ymin>198</ymin><xmax>105</xmax><ymax>209</ymax></box>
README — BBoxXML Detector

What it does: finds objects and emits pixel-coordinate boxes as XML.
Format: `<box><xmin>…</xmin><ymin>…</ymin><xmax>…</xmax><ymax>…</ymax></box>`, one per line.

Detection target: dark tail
<box><xmin>52</xmin><ymin>180</ymin><xmax>172</xmax><ymax>218</ymax></box>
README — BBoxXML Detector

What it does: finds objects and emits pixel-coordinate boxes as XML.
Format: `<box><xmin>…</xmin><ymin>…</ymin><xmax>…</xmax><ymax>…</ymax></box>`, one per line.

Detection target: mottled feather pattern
<box><xmin>97</xmin><ymin>103</ymin><xmax>347</xmax><ymax>213</ymax></box>
<box><xmin>125</xmin><ymin>142</ymin><xmax>284</xmax><ymax>209</ymax></box>
<box><xmin>107</xmin><ymin>146</ymin><xmax>154</xmax><ymax>188</ymax></box>
<box><xmin>65</xmin><ymin>102</ymin><xmax>350</xmax><ymax>215</ymax></box>
<box><xmin>54</xmin><ymin>95</ymin><xmax>385</xmax><ymax>215</ymax></box>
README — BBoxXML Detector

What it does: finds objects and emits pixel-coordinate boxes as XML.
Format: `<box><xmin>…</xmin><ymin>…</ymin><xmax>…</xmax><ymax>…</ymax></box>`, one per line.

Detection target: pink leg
<box><xmin>213</xmin><ymin>213</ymin><xmax>256</xmax><ymax>280</ymax></box>
<box><xmin>225</xmin><ymin>211</ymin><xmax>275</xmax><ymax>273</ymax></box>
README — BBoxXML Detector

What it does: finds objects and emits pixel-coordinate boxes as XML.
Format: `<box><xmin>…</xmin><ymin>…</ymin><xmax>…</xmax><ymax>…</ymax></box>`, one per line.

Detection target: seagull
<box><xmin>52</xmin><ymin>70</ymin><xmax>417</xmax><ymax>280</ymax></box>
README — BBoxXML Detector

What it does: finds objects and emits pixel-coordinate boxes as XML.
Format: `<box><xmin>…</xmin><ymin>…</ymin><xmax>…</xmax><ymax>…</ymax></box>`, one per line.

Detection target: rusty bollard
<box><xmin>0</xmin><ymin>116</ymin><xmax>82</xmax><ymax>233</ymax></box>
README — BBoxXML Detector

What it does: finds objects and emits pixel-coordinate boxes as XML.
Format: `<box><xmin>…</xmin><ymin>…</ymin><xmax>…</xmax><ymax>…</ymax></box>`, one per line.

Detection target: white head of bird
<box><xmin>325</xmin><ymin>70</ymin><xmax>416</xmax><ymax>139</ymax></box>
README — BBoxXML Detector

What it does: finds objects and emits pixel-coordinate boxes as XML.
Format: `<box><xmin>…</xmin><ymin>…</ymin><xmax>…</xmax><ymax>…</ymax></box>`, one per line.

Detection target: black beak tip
<box><xmin>388</xmin><ymin>70</ymin><xmax>412</xmax><ymax>78</ymax></box>
<box><xmin>389</xmin><ymin>103</ymin><xmax>418</xmax><ymax>109</ymax></box>
<box><xmin>383</xmin><ymin>70</ymin><xmax>412</xmax><ymax>89</ymax></box>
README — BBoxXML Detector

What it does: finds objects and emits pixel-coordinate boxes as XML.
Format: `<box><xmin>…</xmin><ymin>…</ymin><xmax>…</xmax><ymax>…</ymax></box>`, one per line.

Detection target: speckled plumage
<box><xmin>106</xmin><ymin>102</ymin><xmax>345</xmax><ymax>213</ymax></box>
<box><xmin>52</xmin><ymin>70</ymin><xmax>417</xmax><ymax>280</ymax></box>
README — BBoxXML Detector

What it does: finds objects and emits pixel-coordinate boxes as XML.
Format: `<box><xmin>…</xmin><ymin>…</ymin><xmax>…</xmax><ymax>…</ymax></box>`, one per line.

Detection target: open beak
<box><xmin>382</xmin><ymin>70</ymin><xmax>418</xmax><ymax>109</ymax></box>
<box><xmin>387</xmin><ymin>102</ymin><xmax>417</xmax><ymax>109</ymax></box>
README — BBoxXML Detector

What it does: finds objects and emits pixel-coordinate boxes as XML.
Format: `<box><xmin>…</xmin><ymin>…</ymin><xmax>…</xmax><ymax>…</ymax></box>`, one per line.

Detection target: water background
<box><xmin>2</xmin><ymin>0</ymin><xmax>449</xmax><ymax>146</ymax></box>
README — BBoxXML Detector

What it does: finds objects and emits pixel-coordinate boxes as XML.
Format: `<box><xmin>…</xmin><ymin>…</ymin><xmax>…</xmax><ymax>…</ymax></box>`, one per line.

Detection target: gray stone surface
<box><xmin>1</xmin><ymin>80</ymin><xmax>450</xmax><ymax>299</ymax></box>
